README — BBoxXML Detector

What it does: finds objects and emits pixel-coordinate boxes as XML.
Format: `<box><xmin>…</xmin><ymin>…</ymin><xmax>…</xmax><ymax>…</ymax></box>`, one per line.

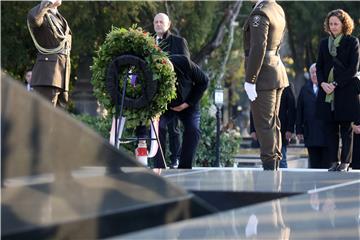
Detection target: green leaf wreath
<box><xmin>91</xmin><ymin>26</ymin><xmax>177</xmax><ymax>128</ymax></box>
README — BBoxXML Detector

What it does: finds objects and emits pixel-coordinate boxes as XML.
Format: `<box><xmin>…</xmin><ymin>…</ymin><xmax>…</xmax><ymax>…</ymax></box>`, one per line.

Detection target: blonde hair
<box><xmin>324</xmin><ymin>9</ymin><xmax>354</xmax><ymax>35</ymax></box>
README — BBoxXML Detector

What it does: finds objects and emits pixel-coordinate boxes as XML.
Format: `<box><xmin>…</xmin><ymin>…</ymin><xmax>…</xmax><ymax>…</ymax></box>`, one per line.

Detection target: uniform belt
<box><xmin>265</xmin><ymin>50</ymin><xmax>278</xmax><ymax>57</ymax></box>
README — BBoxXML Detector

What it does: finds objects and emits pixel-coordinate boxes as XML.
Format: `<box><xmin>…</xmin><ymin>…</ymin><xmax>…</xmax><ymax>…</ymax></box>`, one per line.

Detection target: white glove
<box><xmin>244</xmin><ymin>82</ymin><xmax>257</xmax><ymax>102</ymax></box>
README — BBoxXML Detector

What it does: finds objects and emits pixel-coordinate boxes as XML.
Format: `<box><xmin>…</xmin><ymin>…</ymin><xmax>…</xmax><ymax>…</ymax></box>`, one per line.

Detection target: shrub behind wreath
<box><xmin>91</xmin><ymin>26</ymin><xmax>177</xmax><ymax>128</ymax></box>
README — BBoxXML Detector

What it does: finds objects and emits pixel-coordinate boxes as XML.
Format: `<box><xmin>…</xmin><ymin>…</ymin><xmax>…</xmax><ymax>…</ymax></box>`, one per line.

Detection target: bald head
<box><xmin>153</xmin><ymin>13</ymin><xmax>171</xmax><ymax>37</ymax></box>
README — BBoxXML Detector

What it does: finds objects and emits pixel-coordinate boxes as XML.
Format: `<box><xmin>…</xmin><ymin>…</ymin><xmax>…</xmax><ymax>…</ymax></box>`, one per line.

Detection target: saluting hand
<box><xmin>44</xmin><ymin>0</ymin><xmax>61</xmax><ymax>8</ymax></box>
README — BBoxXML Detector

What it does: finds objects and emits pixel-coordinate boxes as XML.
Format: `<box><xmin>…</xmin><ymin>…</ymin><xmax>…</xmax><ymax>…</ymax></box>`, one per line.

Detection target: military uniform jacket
<box><xmin>27</xmin><ymin>1</ymin><xmax>72</xmax><ymax>91</ymax></box>
<box><xmin>243</xmin><ymin>0</ymin><xmax>288</xmax><ymax>90</ymax></box>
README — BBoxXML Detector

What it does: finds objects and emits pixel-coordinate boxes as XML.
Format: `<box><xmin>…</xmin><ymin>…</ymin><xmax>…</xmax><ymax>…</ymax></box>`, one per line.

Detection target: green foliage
<box><xmin>1</xmin><ymin>1</ymin><xmax>37</xmax><ymax>80</ymax></box>
<box><xmin>74</xmin><ymin>114</ymin><xmax>112</xmax><ymax>139</ymax></box>
<box><xmin>74</xmin><ymin>114</ymin><xmax>137</xmax><ymax>156</ymax></box>
<box><xmin>168</xmin><ymin>1</ymin><xmax>221</xmax><ymax>54</ymax></box>
<box><xmin>91</xmin><ymin>26</ymin><xmax>177</xmax><ymax>128</ymax></box>
<box><xmin>282</xmin><ymin>1</ymin><xmax>360</xmax><ymax>70</ymax></box>
<box><xmin>195</xmin><ymin>107</ymin><xmax>241</xmax><ymax>167</ymax></box>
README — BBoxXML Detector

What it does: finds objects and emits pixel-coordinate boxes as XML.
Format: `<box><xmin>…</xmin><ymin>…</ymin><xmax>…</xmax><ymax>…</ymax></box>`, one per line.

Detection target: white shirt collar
<box><xmin>313</xmin><ymin>83</ymin><xmax>318</xmax><ymax>94</ymax></box>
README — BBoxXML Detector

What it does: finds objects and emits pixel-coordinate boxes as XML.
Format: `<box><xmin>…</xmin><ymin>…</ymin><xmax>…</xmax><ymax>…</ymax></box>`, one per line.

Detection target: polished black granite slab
<box><xmin>2</xmin><ymin>168</ymin><xmax>218</xmax><ymax>239</ymax></box>
<box><xmin>120</xmin><ymin>169</ymin><xmax>360</xmax><ymax>240</ymax></box>
<box><xmin>2</xmin><ymin>75</ymin><xmax>360</xmax><ymax>239</ymax></box>
<box><xmin>1</xmin><ymin>76</ymin><xmax>214</xmax><ymax>239</ymax></box>
<box><xmin>162</xmin><ymin>168</ymin><xmax>360</xmax><ymax>193</ymax></box>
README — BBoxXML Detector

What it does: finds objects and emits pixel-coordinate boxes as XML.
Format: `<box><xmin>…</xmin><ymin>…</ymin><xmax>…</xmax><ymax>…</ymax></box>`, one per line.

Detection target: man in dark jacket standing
<box><xmin>27</xmin><ymin>0</ymin><xmax>71</xmax><ymax>108</ymax></box>
<box><xmin>296</xmin><ymin>64</ymin><xmax>329</xmax><ymax>168</ymax></box>
<box><xmin>243</xmin><ymin>0</ymin><xmax>288</xmax><ymax>170</ymax></box>
<box><xmin>154</xmin><ymin>55</ymin><xmax>209</xmax><ymax>169</ymax></box>
<box><xmin>278</xmin><ymin>85</ymin><xmax>296</xmax><ymax>168</ymax></box>
<box><xmin>153</xmin><ymin>13</ymin><xmax>190</xmax><ymax>168</ymax></box>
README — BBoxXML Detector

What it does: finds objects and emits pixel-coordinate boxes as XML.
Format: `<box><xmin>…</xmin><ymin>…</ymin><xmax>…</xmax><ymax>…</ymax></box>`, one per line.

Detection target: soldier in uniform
<box><xmin>243</xmin><ymin>0</ymin><xmax>288</xmax><ymax>170</ymax></box>
<box><xmin>27</xmin><ymin>0</ymin><xmax>71</xmax><ymax>108</ymax></box>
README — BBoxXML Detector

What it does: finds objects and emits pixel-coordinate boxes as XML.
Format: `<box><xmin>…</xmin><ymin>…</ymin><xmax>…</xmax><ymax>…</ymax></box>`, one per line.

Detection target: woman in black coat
<box><xmin>316</xmin><ymin>9</ymin><xmax>360</xmax><ymax>171</ymax></box>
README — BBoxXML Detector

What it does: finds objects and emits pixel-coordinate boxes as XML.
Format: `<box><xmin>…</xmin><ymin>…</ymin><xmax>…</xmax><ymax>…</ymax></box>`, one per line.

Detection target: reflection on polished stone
<box><xmin>120</xmin><ymin>169</ymin><xmax>360</xmax><ymax>240</ymax></box>
<box><xmin>2</xmin><ymin>75</ymin><xmax>360</xmax><ymax>239</ymax></box>
<box><xmin>162</xmin><ymin>168</ymin><xmax>360</xmax><ymax>193</ymax></box>
<box><xmin>1</xmin><ymin>76</ymin><xmax>214</xmax><ymax>239</ymax></box>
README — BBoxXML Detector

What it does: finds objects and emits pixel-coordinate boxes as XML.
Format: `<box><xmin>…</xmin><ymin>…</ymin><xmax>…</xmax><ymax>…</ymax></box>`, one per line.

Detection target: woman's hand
<box><xmin>321</xmin><ymin>82</ymin><xmax>336</xmax><ymax>94</ymax></box>
<box><xmin>352</xmin><ymin>124</ymin><xmax>360</xmax><ymax>134</ymax></box>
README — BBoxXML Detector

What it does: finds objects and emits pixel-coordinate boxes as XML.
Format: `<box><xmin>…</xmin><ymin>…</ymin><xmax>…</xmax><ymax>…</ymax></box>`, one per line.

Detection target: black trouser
<box><xmin>325</xmin><ymin>121</ymin><xmax>353</xmax><ymax>164</ymax></box>
<box><xmin>307</xmin><ymin>146</ymin><xmax>330</xmax><ymax>169</ymax></box>
<box><xmin>351</xmin><ymin>133</ymin><xmax>360</xmax><ymax>169</ymax></box>
<box><xmin>167</xmin><ymin>117</ymin><xmax>181</xmax><ymax>165</ymax></box>
<box><xmin>154</xmin><ymin>107</ymin><xmax>201</xmax><ymax>169</ymax></box>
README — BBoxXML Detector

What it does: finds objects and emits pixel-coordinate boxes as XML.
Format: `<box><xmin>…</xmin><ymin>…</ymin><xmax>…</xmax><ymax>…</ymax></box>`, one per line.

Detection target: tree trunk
<box><xmin>193</xmin><ymin>1</ymin><xmax>243</xmax><ymax>65</ymax></box>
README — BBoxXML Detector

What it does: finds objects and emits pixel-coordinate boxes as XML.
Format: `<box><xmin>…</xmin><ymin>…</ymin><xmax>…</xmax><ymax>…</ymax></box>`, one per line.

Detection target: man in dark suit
<box><xmin>296</xmin><ymin>64</ymin><xmax>329</xmax><ymax>168</ymax></box>
<box><xmin>153</xmin><ymin>13</ymin><xmax>190</xmax><ymax>168</ymax></box>
<box><xmin>27</xmin><ymin>0</ymin><xmax>71</xmax><ymax>108</ymax></box>
<box><xmin>243</xmin><ymin>0</ymin><xmax>288</xmax><ymax>170</ymax></box>
<box><xmin>278</xmin><ymin>85</ymin><xmax>296</xmax><ymax>168</ymax></box>
<box><xmin>154</xmin><ymin>55</ymin><xmax>209</xmax><ymax>169</ymax></box>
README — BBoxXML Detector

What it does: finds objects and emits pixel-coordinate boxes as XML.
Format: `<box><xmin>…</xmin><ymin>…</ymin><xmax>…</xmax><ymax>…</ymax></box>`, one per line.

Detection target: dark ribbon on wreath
<box><xmin>105</xmin><ymin>54</ymin><xmax>167</xmax><ymax>166</ymax></box>
<box><xmin>106</xmin><ymin>54</ymin><xmax>157</xmax><ymax>109</ymax></box>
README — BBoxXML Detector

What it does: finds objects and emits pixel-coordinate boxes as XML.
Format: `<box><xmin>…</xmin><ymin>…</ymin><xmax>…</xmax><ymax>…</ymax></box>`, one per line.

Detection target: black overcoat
<box><xmin>316</xmin><ymin>35</ymin><xmax>360</xmax><ymax>122</ymax></box>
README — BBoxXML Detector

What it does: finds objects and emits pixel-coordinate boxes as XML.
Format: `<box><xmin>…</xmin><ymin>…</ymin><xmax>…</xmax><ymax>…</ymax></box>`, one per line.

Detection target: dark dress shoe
<box><xmin>328</xmin><ymin>162</ymin><xmax>340</xmax><ymax>171</ymax></box>
<box><xmin>337</xmin><ymin>163</ymin><xmax>350</xmax><ymax>172</ymax></box>
<box><xmin>169</xmin><ymin>160</ymin><xmax>179</xmax><ymax>169</ymax></box>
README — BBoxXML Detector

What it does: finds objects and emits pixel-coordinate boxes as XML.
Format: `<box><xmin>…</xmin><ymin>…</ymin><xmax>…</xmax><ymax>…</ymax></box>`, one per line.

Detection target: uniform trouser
<box><xmin>33</xmin><ymin>86</ymin><xmax>68</xmax><ymax>108</ymax></box>
<box><xmin>251</xmin><ymin>88</ymin><xmax>283</xmax><ymax>167</ymax></box>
